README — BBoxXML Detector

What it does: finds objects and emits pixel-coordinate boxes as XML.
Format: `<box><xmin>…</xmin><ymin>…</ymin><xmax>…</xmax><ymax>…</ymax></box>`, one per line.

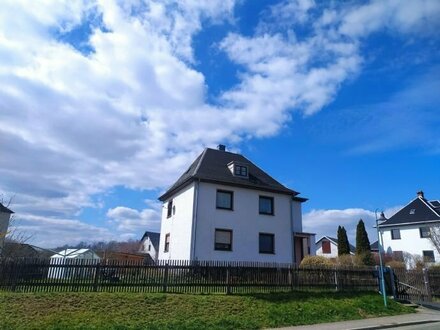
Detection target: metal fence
<box><xmin>392</xmin><ymin>268</ymin><xmax>440</xmax><ymax>302</ymax></box>
<box><xmin>0</xmin><ymin>259</ymin><xmax>379</xmax><ymax>294</ymax></box>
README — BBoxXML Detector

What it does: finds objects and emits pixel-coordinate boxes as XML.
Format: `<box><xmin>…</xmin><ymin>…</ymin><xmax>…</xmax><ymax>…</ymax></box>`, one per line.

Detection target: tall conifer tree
<box><xmin>338</xmin><ymin>226</ymin><xmax>350</xmax><ymax>256</ymax></box>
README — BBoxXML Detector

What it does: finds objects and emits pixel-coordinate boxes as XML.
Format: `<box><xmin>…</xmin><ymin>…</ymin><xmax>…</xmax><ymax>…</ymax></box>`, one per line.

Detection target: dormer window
<box><xmin>228</xmin><ymin>161</ymin><xmax>248</xmax><ymax>178</ymax></box>
<box><xmin>410</xmin><ymin>209</ymin><xmax>416</xmax><ymax>215</ymax></box>
<box><xmin>235</xmin><ymin>165</ymin><xmax>247</xmax><ymax>177</ymax></box>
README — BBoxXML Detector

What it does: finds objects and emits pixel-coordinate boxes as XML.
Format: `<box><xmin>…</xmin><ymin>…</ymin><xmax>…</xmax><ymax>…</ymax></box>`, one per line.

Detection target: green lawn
<box><xmin>0</xmin><ymin>291</ymin><xmax>413</xmax><ymax>330</ymax></box>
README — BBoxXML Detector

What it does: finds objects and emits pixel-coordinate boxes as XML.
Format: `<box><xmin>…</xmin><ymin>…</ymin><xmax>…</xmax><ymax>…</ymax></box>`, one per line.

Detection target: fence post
<box><xmin>288</xmin><ymin>266</ymin><xmax>294</xmax><ymax>292</ymax></box>
<box><xmin>162</xmin><ymin>262</ymin><xmax>169</xmax><ymax>293</ymax></box>
<box><xmin>93</xmin><ymin>262</ymin><xmax>101</xmax><ymax>292</ymax></box>
<box><xmin>388</xmin><ymin>267</ymin><xmax>396</xmax><ymax>299</ymax></box>
<box><xmin>423</xmin><ymin>268</ymin><xmax>432</xmax><ymax>302</ymax></box>
<box><xmin>334</xmin><ymin>267</ymin><xmax>339</xmax><ymax>291</ymax></box>
<box><xmin>226</xmin><ymin>263</ymin><xmax>231</xmax><ymax>295</ymax></box>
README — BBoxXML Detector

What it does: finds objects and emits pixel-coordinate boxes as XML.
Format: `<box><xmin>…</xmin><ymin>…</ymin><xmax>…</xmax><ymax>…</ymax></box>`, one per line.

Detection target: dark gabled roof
<box><xmin>140</xmin><ymin>231</ymin><xmax>160</xmax><ymax>250</ymax></box>
<box><xmin>370</xmin><ymin>241</ymin><xmax>379</xmax><ymax>252</ymax></box>
<box><xmin>0</xmin><ymin>203</ymin><xmax>14</xmax><ymax>214</ymax></box>
<box><xmin>159</xmin><ymin>148</ymin><xmax>304</xmax><ymax>201</ymax></box>
<box><xmin>316</xmin><ymin>236</ymin><xmax>355</xmax><ymax>253</ymax></box>
<box><xmin>379</xmin><ymin>195</ymin><xmax>440</xmax><ymax>227</ymax></box>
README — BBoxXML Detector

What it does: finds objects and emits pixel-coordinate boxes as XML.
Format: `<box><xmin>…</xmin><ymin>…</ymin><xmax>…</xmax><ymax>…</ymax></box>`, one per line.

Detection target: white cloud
<box><xmin>1</xmin><ymin>0</ymin><xmax>438</xmax><ymax>246</ymax></box>
<box><xmin>107</xmin><ymin>205</ymin><xmax>161</xmax><ymax>232</ymax></box>
<box><xmin>303</xmin><ymin>206</ymin><xmax>401</xmax><ymax>246</ymax></box>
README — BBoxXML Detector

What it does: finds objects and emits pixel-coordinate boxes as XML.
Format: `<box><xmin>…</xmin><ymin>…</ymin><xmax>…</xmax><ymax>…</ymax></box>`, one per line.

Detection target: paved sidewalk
<box><xmin>270</xmin><ymin>307</ymin><xmax>440</xmax><ymax>330</ymax></box>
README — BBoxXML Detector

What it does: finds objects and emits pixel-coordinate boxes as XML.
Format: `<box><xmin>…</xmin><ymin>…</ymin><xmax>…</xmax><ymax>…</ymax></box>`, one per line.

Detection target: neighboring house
<box><xmin>1</xmin><ymin>242</ymin><xmax>53</xmax><ymax>259</ymax></box>
<box><xmin>97</xmin><ymin>250</ymin><xmax>153</xmax><ymax>263</ymax></box>
<box><xmin>48</xmin><ymin>249</ymin><xmax>101</xmax><ymax>279</ymax></box>
<box><xmin>378</xmin><ymin>191</ymin><xmax>440</xmax><ymax>264</ymax></box>
<box><xmin>315</xmin><ymin>236</ymin><xmax>355</xmax><ymax>258</ymax></box>
<box><xmin>139</xmin><ymin>231</ymin><xmax>160</xmax><ymax>261</ymax></box>
<box><xmin>370</xmin><ymin>241</ymin><xmax>379</xmax><ymax>254</ymax></box>
<box><xmin>0</xmin><ymin>202</ymin><xmax>14</xmax><ymax>254</ymax></box>
<box><xmin>158</xmin><ymin>145</ymin><xmax>315</xmax><ymax>264</ymax></box>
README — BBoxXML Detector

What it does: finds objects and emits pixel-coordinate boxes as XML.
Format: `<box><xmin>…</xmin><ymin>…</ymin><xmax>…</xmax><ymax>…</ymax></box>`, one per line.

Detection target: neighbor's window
<box><xmin>215</xmin><ymin>229</ymin><xmax>232</xmax><ymax>251</ymax></box>
<box><xmin>420</xmin><ymin>227</ymin><xmax>430</xmax><ymax>238</ymax></box>
<box><xmin>259</xmin><ymin>196</ymin><xmax>274</xmax><ymax>215</ymax></box>
<box><xmin>391</xmin><ymin>229</ymin><xmax>401</xmax><ymax>240</ymax></box>
<box><xmin>148</xmin><ymin>244</ymin><xmax>151</xmax><ymax>251</ymax></box>
<box><xmin>164</xmin><ymin>234</ymin><xmax>170</xmax><ymax>252</ymax></box>
<box><xmin>259</xmin><ymin>233</ymin><xmax>275</xmax><ymax>254</ymax></box>
<box><xmin>423</xmin><ymin>250</ymin><xmax>435</xmax><ymax>263</ymax></box>
<box><xmin>167</xmin><ymin>200</ymin><xmax>173</xmax><ymax>218</ymax></box>
<box><xmin>216</xmin><ymin>190</ymin><xmax>233</xmax><ymax>210</ymax></box>
<box><xmin>322</xmin><ymin>241</ymin><xmax>331</xmax><ymax>254</ymax></box>
<box><xmin>234</xmin><ymin>165</ymin><xmax>248</xmax><ymax>177</ymax></box>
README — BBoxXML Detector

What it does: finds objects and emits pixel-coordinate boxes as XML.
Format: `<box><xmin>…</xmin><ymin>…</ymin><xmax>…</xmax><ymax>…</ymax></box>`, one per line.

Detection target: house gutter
<box><xmin>289</xmin><ymin>197</ymin><xmax>295</xmax><ymax>265</ymax></box>
<box><xmin>190</xmin><ymin>179</ymin><xmax>200</xmax><ymax>260</ymax></box>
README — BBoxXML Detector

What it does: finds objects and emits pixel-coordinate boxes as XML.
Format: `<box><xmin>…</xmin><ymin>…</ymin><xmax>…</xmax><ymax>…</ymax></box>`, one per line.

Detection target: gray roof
<box><xmin>379</xmin><ymin>195</ymin><xmax>440</xmax><ymax>227</ymax></box>
<box><xmin>370</xmin><ymin>241</ymin><xmax>379</xmax><ymax>251</ymax></box>
<box><xmin>140</xmin><ymin>231</ymin><xmax>160</xmax><ymax>250</ymax></box>
<box><xmin>0</xmin><ymin>202</ymin><xmax>13</xmax><ymax>214</ymax></box>
<box><xmin>159</xmin><ymin>148</ymin><xmax>305</xmax><ymax>201</ymax></box>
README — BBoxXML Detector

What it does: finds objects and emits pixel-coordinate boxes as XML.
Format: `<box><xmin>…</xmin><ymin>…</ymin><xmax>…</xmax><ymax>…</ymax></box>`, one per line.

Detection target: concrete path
<box><xmin>271</xmin><ymin>307</ymin><xmax>440</xmax><ymax>330</ymax></box>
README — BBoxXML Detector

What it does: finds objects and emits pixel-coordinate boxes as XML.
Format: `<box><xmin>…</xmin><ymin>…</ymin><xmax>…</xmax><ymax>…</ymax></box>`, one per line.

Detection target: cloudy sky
<box><xmin>1</xmin><ymin>0</ymin><xmax>439</xmax><ymax>248</ymax></box>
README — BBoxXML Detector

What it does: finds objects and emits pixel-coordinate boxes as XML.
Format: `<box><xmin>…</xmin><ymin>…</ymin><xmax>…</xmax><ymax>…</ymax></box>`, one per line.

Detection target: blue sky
<box><xmin>0</xmin><ymin>0</ymin><xmax>439</xmax><ymax>248</ymax></box>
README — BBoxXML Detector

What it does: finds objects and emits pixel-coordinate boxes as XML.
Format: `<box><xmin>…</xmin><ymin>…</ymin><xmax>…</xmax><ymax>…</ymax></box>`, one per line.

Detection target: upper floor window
<box><xmin>167</xmin><ymin>200</ymin><xmax>173</xmax><ymax>218</ymax></box>
<box><xmin>164</xmin><ymin>234</ymin><xmax>170</xmax><ymax>252</ymax></box>
<box><xmin>420</xmin><ymin>227</ymin><xmax>430</xmax><ymax>238</ymax></box>
<box><xmin>259</xmin><ymin>233</ymin><xmax>275</xmax><ymax>254</ymax></box>
<box><xmin>216</xmin><ymin>190</ymin><xmax>233</xmax><ymax>210</ymax></box>
<box><xmin>215</xmin><ymin>229</ymin><xmax>232</xmax><ymax>251</ymax></box>
<box><xmin>228</xmin><ymin>161</ymin><xmax>248</xmax><ymax>178</ymax></box>
<box><xmin>322</xmin><ymin>241</ymin><xmax>331</xmax><ymax>254</ymax></box>
<box><xmin>423</xmin><ymin>250</ymin><xmax>435</xmax><ymax>263</ymax></box>
<box><xmin>234</xmin><ymin>165</ymin><xmax>248</xmax><ymax>177</ymax></box>
<box><xmin>391</xmin><ymin>229</ymin><xmax>401</xmax><ymax>240</ymax></box>
<box><xmin>259</xmin><ymin>196</ymin><xmax>274</xmax><ymax>215</ymax></box>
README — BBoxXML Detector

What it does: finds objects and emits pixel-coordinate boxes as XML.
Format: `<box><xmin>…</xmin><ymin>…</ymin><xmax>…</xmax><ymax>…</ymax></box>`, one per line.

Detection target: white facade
<box><xmin>159</xmin><ymin>183</ymin><xmax>195</xmax><ymax>260</ymax></box>
<box><xmin>380</xmin><ymin>224</ymin><xmax>440</xmax><ymax>263</ymax></box>
<box><xmin>158</xmin><ymin>181</ymin><xmax>313</xmax><ymax>263</ymax></box>
<box><xmin>316</xmin><ymin>238</ymin><xmax>339</xmax><ymax>258</ymax></box>
<box><xmin>140</xmin><ymin>236</ymin><xmax>158</xmax><ymax>261</ymax></box>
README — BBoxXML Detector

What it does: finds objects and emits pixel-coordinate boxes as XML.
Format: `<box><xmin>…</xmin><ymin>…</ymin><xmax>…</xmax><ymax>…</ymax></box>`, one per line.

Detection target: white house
<box><xmin>139</xmin><ymin>231</ymin><xmax>160</xmax><ymax>261</ymax></box>
<box><xmin>48</xmin><ymin>249</ymin><xmax>101</xmax><ymax>279</ymax></box>
<box><xmin>157</xmin><ymin>145</ymin><xmax>315</xmax><ymax>264</ymax></box>
<box><xmin>315</xmin><ymin>236</ymin><xmax>355</xmax><ymax>258</ymax></box>
<box><xmin>0</xmin><ymin>202</ymin><xmax>14</xmax><ymax>255</ymax></box>
<box><xmin>378</xmin><ymin>191</ymin><xmax>440</xmax><ymax>264</ymax></box>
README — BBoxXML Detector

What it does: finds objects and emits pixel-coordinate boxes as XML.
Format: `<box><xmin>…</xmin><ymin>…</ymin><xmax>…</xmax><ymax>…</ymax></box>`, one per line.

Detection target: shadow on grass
<box><xmin>242</xmin><ymin>290</ymin><xmax>378</xmax><ymax>303</ymax></box>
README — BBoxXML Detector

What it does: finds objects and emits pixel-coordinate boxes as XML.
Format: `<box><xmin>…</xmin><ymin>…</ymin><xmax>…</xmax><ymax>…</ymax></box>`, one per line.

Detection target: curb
<box><xmin>350</xmin><ymin>319</ymin><xmax>440</xmax><ymax>330</ymax></box>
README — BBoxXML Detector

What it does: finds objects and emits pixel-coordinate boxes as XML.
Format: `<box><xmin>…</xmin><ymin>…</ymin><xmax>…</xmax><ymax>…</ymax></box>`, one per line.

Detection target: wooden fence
<box><xmin>0</xmin><ymin>259</ymin><xmax>379</xmax><ymax>294</ymax></box>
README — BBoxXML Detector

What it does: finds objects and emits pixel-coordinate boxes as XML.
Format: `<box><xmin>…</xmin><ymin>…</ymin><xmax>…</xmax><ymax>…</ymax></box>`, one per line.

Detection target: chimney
<box><xmin>217</xmin><ymin>144</ymin><xmax>226</xmax><ymax>151</ymax></box>
<box><xmin>417</xmin><ymin>190</ymin><xmax>424</xmax><ymax>199</ymax></box>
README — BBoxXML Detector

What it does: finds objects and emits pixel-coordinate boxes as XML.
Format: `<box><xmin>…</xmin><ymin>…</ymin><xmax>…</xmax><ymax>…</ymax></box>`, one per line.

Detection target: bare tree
<box><xmin>0</xmin><ymin>195</ymin><xmax>33</xmax><ymax>258</ymax></box>
<box><xmin>429</xmin><ymin>225</ymin><xmax>440</xmax><ymax>255</ymax></box>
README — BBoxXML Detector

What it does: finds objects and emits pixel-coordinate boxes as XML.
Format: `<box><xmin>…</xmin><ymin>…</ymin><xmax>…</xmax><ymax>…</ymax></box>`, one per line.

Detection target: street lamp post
<box><xmin>376</xmin><ymin>210</ymin><xmax>388</xmax><ymax>308</ymax></box>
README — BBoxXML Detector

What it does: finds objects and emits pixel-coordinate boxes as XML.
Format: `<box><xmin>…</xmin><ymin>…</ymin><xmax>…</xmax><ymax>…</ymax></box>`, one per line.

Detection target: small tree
<box><xmin>355</xmin><ymin>219</ymin><xmax>374</xmax><ymax>265</ymax></box>
<box><xmin>337</xmin><ymin>226</ymin><xmax>350</xmax><ymax>256</ymax></box>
